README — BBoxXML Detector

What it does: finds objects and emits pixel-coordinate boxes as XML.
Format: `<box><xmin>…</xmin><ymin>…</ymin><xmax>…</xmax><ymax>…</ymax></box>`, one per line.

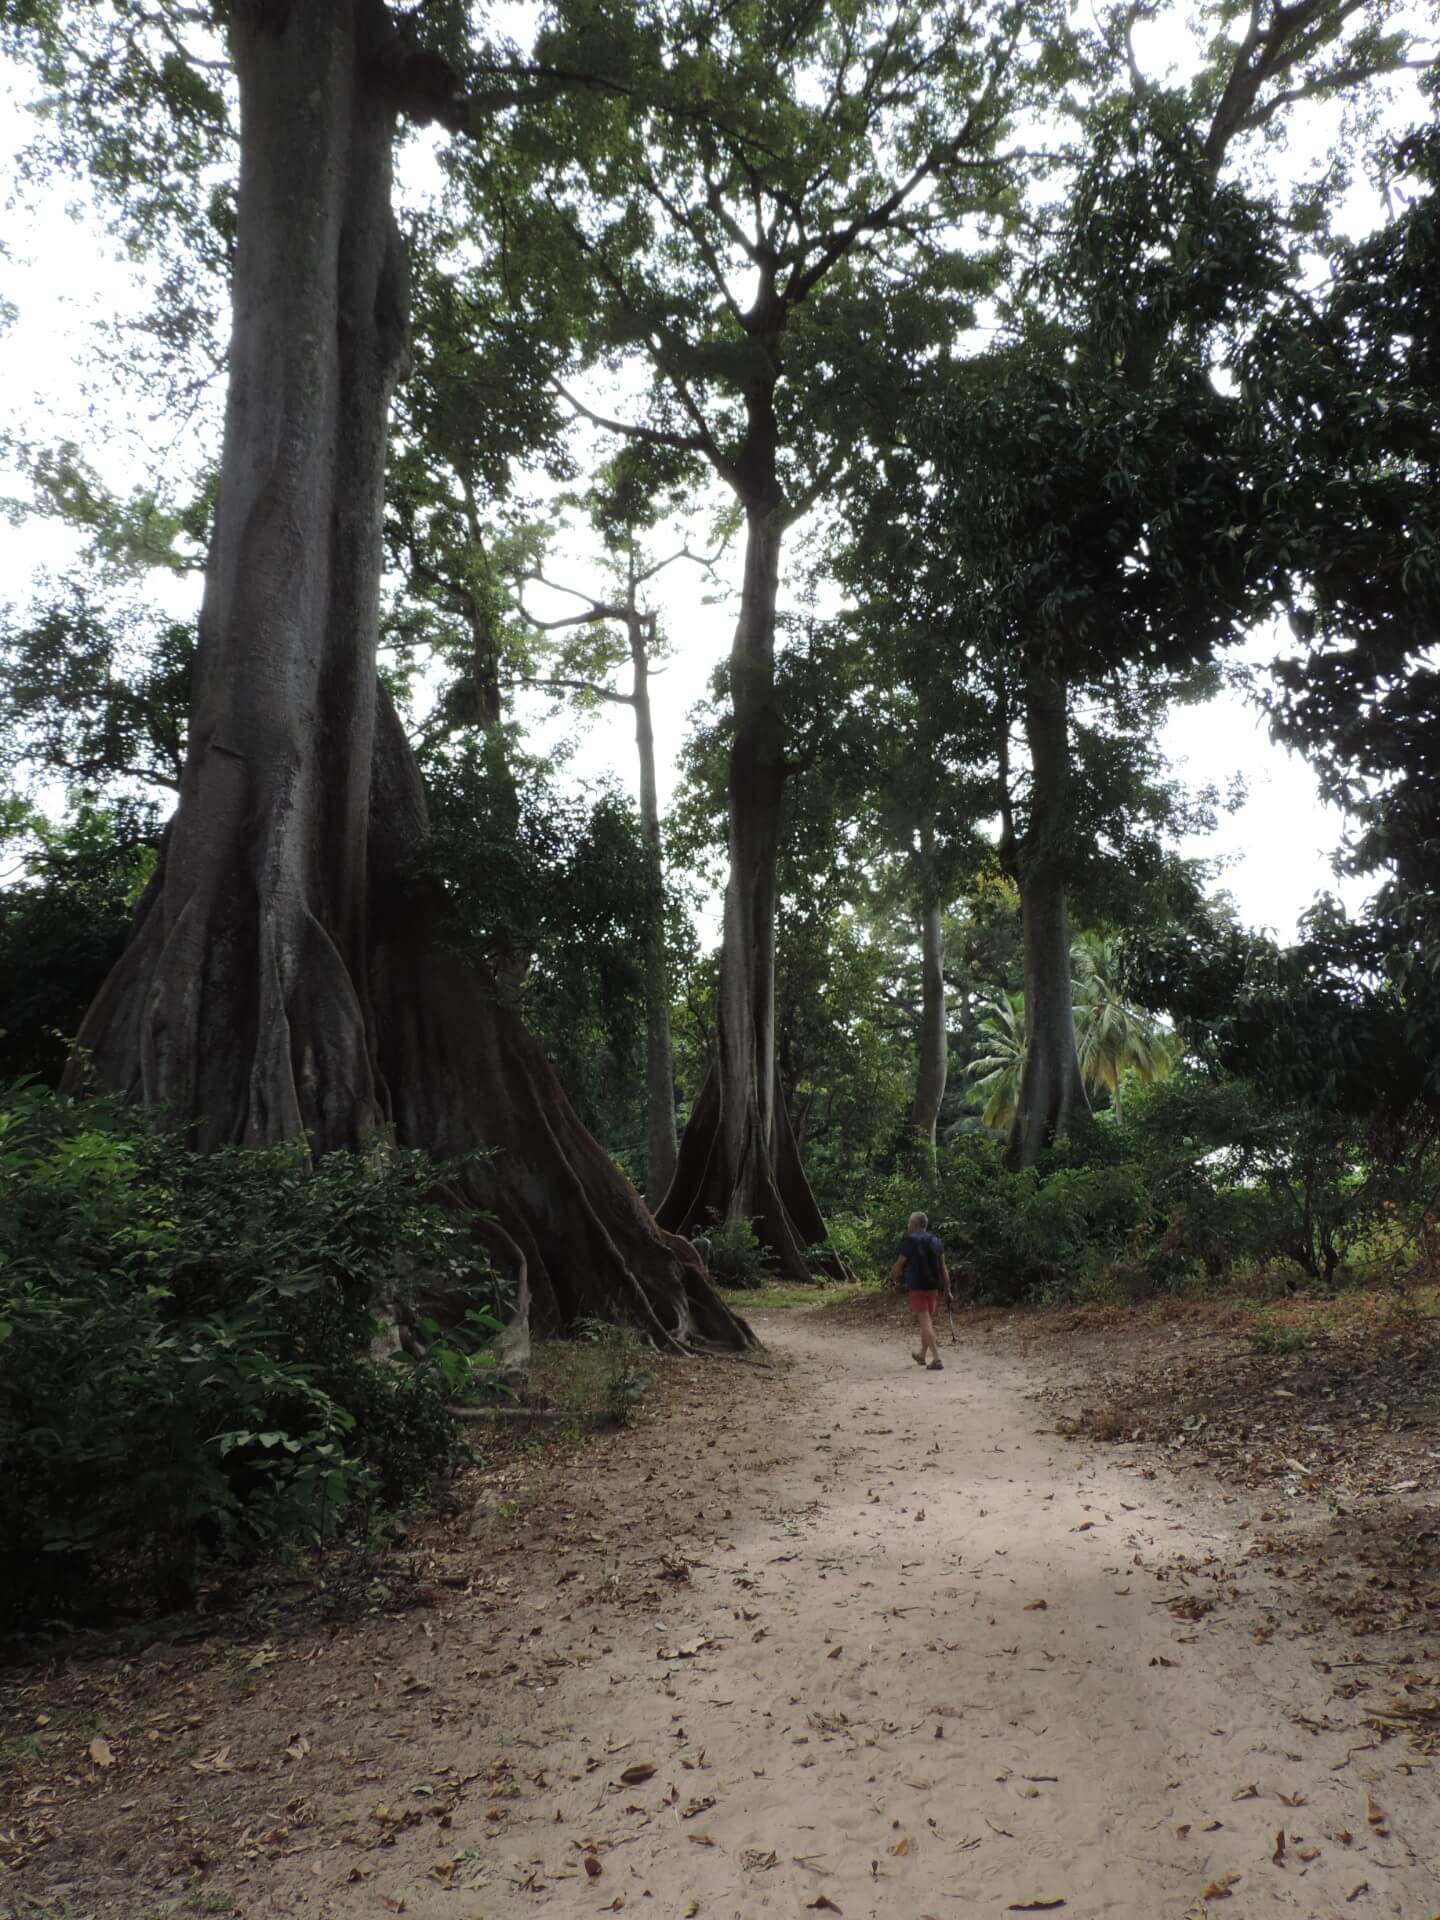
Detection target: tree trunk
<box><xmin>64</xmin><ymin>0</ymin><xmax>751</xmax><ymax>1353</ymax></box>
<box><xmin>1008</xmin><ymin>663</ymin><xmax>1088</xmax><ymax>1169</ymax></box>
<box><xmin>912</xmin><ymin>897</ymin><xmax>948</xmax><ymax>1151</ymax></box>
<box><xmin>367</xmin><ymin>695</ymin><xmax>748</xmax><ymax>1347</ymax></box>
<box><xmin>911</xmin><ymin>828</ymin><xmax>947</xmax><ymax>1153</ymax></box>
<box><xmin>656</xmin><ymin>490</ymin><xmax>831</xmax><ymax>1277</ymax></box>
<box><xmin>630</xmin><ymin>613</ymin><xmax>677</xmax><ymax>1207</ymax></box>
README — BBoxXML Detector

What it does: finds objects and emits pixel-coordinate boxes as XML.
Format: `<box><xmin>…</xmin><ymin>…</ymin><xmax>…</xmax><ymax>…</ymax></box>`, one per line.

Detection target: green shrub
<box><xmin>0</xmin><ymin>1081</ymin><xmax>505</xmax><ymax>1624</ymax></box>
<box><xmin>702</xmin><ymin>1215</ymin><xmax>770</xmax><ymax>1289</ymax></box>
<box><xmin>573</xmin><ymin>1316</ymin><xmax>655</xmax><ymax>1424</ymax></box>
<box><xmin>1249</xmin><ymin>1316</ymin><xmax>1308</xmax><ymax>1355</ymax></box>
<box><xmin>801</xmin><ymin>1072</ymin><xmax>1440</xmax><ymax>1308</ymax></box>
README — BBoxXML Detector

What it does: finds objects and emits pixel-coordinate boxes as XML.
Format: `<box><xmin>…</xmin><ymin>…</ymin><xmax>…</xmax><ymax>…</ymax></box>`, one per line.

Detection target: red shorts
<box><xmin>907</xmin><ymin>1290</ymin><xmax>940</xmax><ymax>1316</ymax></box>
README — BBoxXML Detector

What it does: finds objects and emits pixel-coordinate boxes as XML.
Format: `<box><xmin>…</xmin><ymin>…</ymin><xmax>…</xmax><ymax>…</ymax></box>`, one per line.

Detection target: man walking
<box><xmin>889</xmin><ymin>1211</ymin><xmax>951</xmax><ymax>1371</ymax></box>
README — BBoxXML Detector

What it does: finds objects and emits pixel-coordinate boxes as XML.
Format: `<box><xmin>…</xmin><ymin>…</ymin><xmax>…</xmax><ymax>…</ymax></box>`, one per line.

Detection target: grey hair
<box><xmin>909</xmin><ymin>1211</ymin><xmax>927</xmax><ymax>1230</ymax></box>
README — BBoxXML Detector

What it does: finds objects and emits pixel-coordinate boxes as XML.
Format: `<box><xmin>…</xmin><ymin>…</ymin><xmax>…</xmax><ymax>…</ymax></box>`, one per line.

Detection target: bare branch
<box><xmin>519</xmin><ymin>569</ymin><xmax>623</xmax><ymax>617</ymax></box>
<box><xmin>513</xmin><ymin>673</ymin><xmax>635</xmax><ymax>707</ymax></box>
<box><xmin>551</xmin><ymin>378</ymin><xmax>713</xmax><ymax>457</ymax></box>
<box><xmin>633</xmin><ymin>534</ymin><xmax>732</xmax><ymax>587</ymax></box>
<box><xmin>1243</xmin><ymin>50</ymin><xmax>1439</xmax><ymax>135</ymax></box>
<box><xmin>1202</xmin><ymin>0</ymin><xmax>1372</xmax><ymax>169</ymax></box>
<box><xmin>783</xmin><ymin>118</ymin><xmax>1006</xmax><ymax>307</ymax></box>
<box><xmin>640</xmin><ymin>166</ymin><xmax>749</xmax><ymax>330</ymax></box>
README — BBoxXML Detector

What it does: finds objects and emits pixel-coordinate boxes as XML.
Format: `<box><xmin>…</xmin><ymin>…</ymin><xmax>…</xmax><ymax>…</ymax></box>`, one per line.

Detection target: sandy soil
<box><xmin>7</xmin><ymin>1305</ymin><xmax>1440</xmax><ymax>1920</ymax></box>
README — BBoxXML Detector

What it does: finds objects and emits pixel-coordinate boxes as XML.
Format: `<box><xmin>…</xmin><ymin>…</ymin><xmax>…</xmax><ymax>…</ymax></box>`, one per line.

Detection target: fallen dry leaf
<box><xmin>1366</xmin><ymin>1796</ymin><xmax>1386</xmax><ymax>1827</ymax></box>
<box><xmin>683</xmin><ymin>1904</ymin><xmax>699</xmax><ymax>1918</ymax></box>
<box><xmin>827</xmin><ymin>1645</ymin><xmax>843</xmax><ymax>1660</ymax></box>
<box><xmin>1023</xmin><ymin>1599</ymin><xmax>1048</xmax><ymax>1612</ymax></box>
<box><xmin>688</xmin><ymin>1831</ymin><xmax>716</xmax><ymax>1848</ymax></box>
<box><xmin>1201</xmin><ymin>1820</ymin><xmax>1223</xmax><ymax>1832</ymax></box>
<box><xmin>1296</xmin><ymin>1846</ymin><xmax>1320</xmax><ymax>1863</ymax></box>
<box><xmin>805</xmin><ymin>1898</ymin><xmax>842</xmax><ymax>1914</ymax></box>
<box><xmin>1202</xmin><ymin>1874</ymin><xmax>1240</xmax><ymax>1899</ymax></box>
<box><xmin>382</xmin><ymin>1902</ymin><xmax>406</xmax><ymax>1916</ymax></box>
<box><xmin>1006</xmin><ymin>1902</ymin><xmax>1065</xmax><ymax>1913</ymax></box>
<box><xmin>1278</xmin><ymin>1792</ymin><xmax>1306</xmax><ymax>1809</ymax></box>
<box><xmin>1176</xmin><ymin>1824</ymin><xmax>1191</xmax><ymax>1840</ymax></box>
<box><xmin>889</xmin><ymin>1836</ymin><xmax>911</xmax><ymax>1857</ymax></box>
<box><xmin>583</xmin><ymin>1854</ymin><xmax>602</xmax><ymax>1878</ymax></box>
<box><xmin>1232</xmin><ymin>1784</ymin><xmax>1259</xmax><ymax>1801</ymax></box>
<box><xmin>1272</xmin><ymin>1829</ymin><xmax>1286</xmax><ymax>1866</ymax></box>
<box><xmin>1346</xmin><ymin>1885</ymin><xmax>1369</xmax><ymax>1904</ymax></box>
<box><xmin>619</xmin><ymin>1763</ymin><xmax>656</xmax><ymax>1785</ymax></box>
<box><xmin>87</xmin><ymin>1737</ymin><xmax>115</xmax><ymax>1769</ymax></box>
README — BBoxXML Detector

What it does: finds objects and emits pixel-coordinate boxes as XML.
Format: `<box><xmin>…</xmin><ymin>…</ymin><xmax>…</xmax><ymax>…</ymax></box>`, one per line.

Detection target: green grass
<box><xmin>1248</xmin><ymin>1315</ymin><xmax>1310</xmax><ymax>1354</ymax></box>
<box><xmin>720</xmin><ymin>1280</ymin><xmax>867</xmax><ymax>1312</ymax></box>
<box><xmin>0</xmin><ymin>1734</ymin><xmax>41</xmax><ymax>1772</ymax></box>
<box><xmin>525</xmin><ymin>1323</ymin><xmax>654</xmax><ymax>1420</ymax></box>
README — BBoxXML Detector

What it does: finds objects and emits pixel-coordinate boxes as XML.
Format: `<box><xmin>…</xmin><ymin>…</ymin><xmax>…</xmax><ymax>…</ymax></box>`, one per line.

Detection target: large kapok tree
<box><xmin>489</xmin><ymin>0</ymin><xmax>1070</xmax><ymax>1274</ymax></box>
<box><xmin>7</xmin><ymin>0</ymin><xmax>751</xmax><ymax>1348</ymax></box>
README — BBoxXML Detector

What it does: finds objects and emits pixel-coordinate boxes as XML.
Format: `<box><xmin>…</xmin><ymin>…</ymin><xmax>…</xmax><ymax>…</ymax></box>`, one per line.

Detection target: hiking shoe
<box><xmin>911</xmin><ymin>1350</ymin><xmax>926</xmax><ymax>1366</ymax></box>
<box><xmin>927</xmin><ymin>1358</ymin><xmax>944</xmax><ymax>1371</ymax></box>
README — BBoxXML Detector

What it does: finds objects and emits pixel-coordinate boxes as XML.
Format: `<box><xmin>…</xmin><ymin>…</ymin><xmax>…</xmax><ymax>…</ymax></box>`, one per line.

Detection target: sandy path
<box><xmin>23</xmin><ymin>1308</ymin><xmax>1440</xmax><ymax>1919</ymax></box>
<box><xmin>301</xmin><ymin>1311</ymin><xmax>1440</xmax><ymax>1919</ymax></box>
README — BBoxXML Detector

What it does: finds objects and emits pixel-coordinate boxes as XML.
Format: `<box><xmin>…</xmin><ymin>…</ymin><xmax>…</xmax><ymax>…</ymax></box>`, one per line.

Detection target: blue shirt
<box><xmin>898</xmin><ymin>1231</ymin><xmax>943</xmax><ymax>1291</ymax></box>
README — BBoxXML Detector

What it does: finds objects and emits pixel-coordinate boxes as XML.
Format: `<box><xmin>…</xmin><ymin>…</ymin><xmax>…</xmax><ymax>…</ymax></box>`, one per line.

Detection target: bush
<box><xmin>801</xmin><ymin>1073</ymin><xmax>1440</xmax><ymax>1308</ymax></box>
<box><xmin>572</xmin><ymin>1317</ymin><xmax>655</xmax><ymax>1424</ymax></box>
<box><xmin>0</xmin><ymin>1082</ymin><xmax>505</xmax><ymax>1625</ymax></box>
<box><xmin>701</xmin><ymin>1215</ymin><xmax>770</xmax><ymax>1289</ymax></box>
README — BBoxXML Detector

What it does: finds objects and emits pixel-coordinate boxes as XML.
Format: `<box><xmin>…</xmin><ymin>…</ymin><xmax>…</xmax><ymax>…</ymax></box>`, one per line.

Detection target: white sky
<box><xmin>1</xmin><ymin>16</ymin><xmax>1430</xmax><ymax>945</ymax></box>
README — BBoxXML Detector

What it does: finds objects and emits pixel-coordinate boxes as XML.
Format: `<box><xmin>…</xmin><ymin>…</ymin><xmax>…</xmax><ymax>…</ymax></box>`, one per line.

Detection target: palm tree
<box><xmin>1071</xmin><ymin>932</ymin><xmax>1179</xmax><ymax>1125</ymax></box>
<box><xmin>965</xmin><ymin>940</ymin><xmax>1179</xmax><ymax>1137</ymax></box>
<box><xmin>968</xmin><ymin>992</ymin><xmax>1027</xmax><ymax>1130</ymax></box>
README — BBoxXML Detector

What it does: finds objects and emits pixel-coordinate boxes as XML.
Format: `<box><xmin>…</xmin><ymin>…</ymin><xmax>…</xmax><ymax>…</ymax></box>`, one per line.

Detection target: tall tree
<box><xmin>6</xmin><ymin>1</ymin><xmax>750</xmax><ymax>1348</ymax></box>
<box><xmin>1071</xmin><ymin>932</ymin><xmax>1179</xmax><ymax>1124</ymax></box>
<box><xmin>923</xmin><ymin>3</ymin><xmax>1430</xmax><ymax>1166</ymax></box>
<box><xmin>1205</xmin><ymin>94</ymin><xmax>1440</xmax><ymax>1128</ymax></box>
<box><xmin>508</xmin><ymin>0</ymin><xmax>1066</xmax><ymax>1273</ymax></box>
<box><xmin>514</xmin><ymin>464</ymin><xmax>722</xmax><ymax>1204</ymax></box>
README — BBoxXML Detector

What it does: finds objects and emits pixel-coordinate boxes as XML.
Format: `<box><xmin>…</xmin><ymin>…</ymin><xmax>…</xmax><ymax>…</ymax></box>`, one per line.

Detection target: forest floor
<box><xmin>4</xmin><ymin>1290</ymin><xmax>1440</xmax><ymax>1920</ymax></box>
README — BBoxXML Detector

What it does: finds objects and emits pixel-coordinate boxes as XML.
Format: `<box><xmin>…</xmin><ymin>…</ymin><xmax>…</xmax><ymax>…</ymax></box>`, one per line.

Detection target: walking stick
<box><xmin>946</xmin><ymin>1295</ymin><xmax>958</xmax><ymax>1345</ymax></box>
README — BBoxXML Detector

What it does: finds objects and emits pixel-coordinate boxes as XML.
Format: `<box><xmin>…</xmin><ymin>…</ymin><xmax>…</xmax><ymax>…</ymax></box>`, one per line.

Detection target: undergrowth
<box><xmin>0</xmin><ymin>1080</ymin><xmax>508</xmax><ymax>1628</ymax></box>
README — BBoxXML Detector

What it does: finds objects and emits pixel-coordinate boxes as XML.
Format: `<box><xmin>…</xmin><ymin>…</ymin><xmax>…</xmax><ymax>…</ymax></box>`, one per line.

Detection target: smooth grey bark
<box><xmin>1008</xmin><ymin>664</ymin><xmax>1088</xmax><ymax>1169</ymax></box>
<box><xmin>514</xmin><ymin>559</ymin><xmax>684</xmax><ymax>1205</ymax></box>
<box><xmin>912</xmin><ymin>885</ymin><xmax>948</xmax><ymax>1153</ymax></box>
<box><xmin>65</xmin><ymin>0</ymin><xmax>751</xmax><ymax>1352</ymax></box>
<box><xmin>629</xmin><ymin>607</ymin><xmax>679</xmax><ymax>1207</ymax></box>
<box><xmin>71</xmin><ymin>0</ymin><xmax>398</xmax><ymax>1146</ymax></box>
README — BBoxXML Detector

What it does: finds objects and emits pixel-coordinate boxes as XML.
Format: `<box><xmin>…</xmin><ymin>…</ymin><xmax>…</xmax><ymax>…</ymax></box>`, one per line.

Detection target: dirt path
<box><xmin>9</xmin><ymin>1308</ymin><xmax>1440</xmax><ymax>1919</ymax></box>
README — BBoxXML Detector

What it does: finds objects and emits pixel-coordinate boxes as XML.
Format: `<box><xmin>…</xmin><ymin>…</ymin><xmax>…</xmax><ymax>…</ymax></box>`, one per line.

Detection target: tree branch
<box><xmin>514</xmin><ymin>672</ymin><xmax>635</xmax><ymax>707</ymax></box>
<box><xmin>550</xmin><ymin>378</ymin><xmax>713</xmax><ymax>457</ymax></box>
<box><xmin>783</xmin><ymin>125</ymin><xmax>1004</xmax><ymax>307</ymax></box>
